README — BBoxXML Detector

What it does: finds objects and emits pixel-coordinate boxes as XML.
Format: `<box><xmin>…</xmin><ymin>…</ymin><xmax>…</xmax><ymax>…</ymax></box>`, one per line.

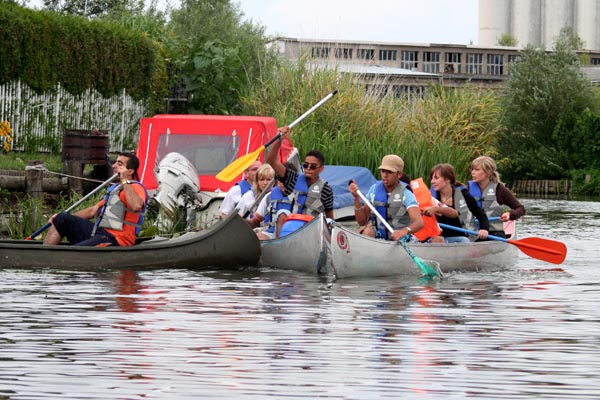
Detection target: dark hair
<box><xmin>429</xmin><ymin>163</ymin><xmax>464</xmax><ymax>186</ymax></box>
<box><xmin>305</xmin><ymin>150</ymin><xmax>325</xmax><ymax>166</ymax></box>
<box><xmin>119</xmin><ymin>152</ymin><xmax>140</xmax><ymax>180</ymax></box>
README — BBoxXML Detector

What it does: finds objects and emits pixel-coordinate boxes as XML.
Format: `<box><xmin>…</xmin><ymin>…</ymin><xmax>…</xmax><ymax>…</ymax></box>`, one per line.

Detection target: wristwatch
<box><xmin>406</xmin><ymin>226</ymin><xmax>413</xmax><ymax>233</ymax></box>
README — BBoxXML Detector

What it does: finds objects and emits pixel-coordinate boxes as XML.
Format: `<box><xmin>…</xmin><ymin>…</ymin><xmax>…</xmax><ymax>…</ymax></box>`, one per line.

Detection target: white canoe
<box><xmin>258</xmin><ymin>214</ymin><xmax>331</xmax><ymax>274</ymax></box>
<box><xmin>331</xmin><ymin>223</ymin><xmax>518</xmax><ymax>279</ymax></box>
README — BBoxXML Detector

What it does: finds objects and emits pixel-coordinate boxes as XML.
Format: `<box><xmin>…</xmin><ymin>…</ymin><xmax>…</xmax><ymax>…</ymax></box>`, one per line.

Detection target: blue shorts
<box><xmin>52</xmin><ymin>212</ymin><xmax>119</xmax><ymax>246</ymax></box>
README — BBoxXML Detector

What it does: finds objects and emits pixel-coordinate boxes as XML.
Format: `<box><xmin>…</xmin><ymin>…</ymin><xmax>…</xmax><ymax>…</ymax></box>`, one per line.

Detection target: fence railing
<box><xmin>0</xmin><ymin>80</ymin><xmax>149</xmax><ymax>153</ymax></box>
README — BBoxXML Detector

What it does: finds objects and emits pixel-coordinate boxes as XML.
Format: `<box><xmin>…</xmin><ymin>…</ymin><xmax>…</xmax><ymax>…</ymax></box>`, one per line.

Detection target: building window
<box><xmin>591</xmin><ymin>57</ymin><xmax>600</xmax><ymax>65</ymax></box>
<box><xmin>400</xmin><ymin>50</ymin><xmax>418</xmax><ymax>69</ymax></box>
<box><xmin>335</xmin><ymin>48</ymin><xmax>353</xmax><ymax>59</ymax></box>
<box><xmin>466</xmin><ymin>53</ymin><xmax>483</xmax><ymax>74</ymax></box>
<box><xmin>487</xmin><ymin>54</ymin><xmax>504</xmax><ymax>75</ymax></box>
<box><xmin>423</xmin><ymin>51</ymin><xmax>440</xmax><ymax>73</ymax></box>
<box><xmin>379</xmin><ymin>49</ymin><xmax>397</xmax><ymax>61</ymax></box>
<box><xmin>358</xmin><ymin>49</ymin><xmax>375</xmax><ymax>60</ymax></box>
<box><xmin>311</xmin><ymin>47</ymin><xmax>330</xmax><ymax>58</ymax></box>
<box><xmin>392</xmin><ymin>85</ymin><xmax>425</xmax><ymax>100</ymax></box>
<box><xmin>444</xmin><ymin>52</ymin><xmax>461</xmax><ymax>73</ymax></box>
<box><xmin>364</xmin><ymin>84</ymin><xmax>389</xmax><ymax>97</ymax></box>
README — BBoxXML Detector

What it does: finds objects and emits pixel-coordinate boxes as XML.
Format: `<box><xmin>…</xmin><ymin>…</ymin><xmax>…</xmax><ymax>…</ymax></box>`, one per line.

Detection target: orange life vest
<box><xmin>410</xmin><ymin>178</ymin><xmax>442</xmax><ymax>241</ymax></box>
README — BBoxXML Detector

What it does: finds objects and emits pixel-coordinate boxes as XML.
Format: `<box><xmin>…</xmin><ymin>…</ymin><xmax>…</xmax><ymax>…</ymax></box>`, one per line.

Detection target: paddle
<box><xmin>437</xmin><ymin>223</ymin><xmax>567</xmax><ymax>264</ymax></box>
<box><xmin>240</xmin><ymin>178</ymin><xmax>276</xmax><ymax>219</ymax></box>
<box><xmin>355</xmin><ymin>189</ymin><xmax>441</xmax><ymax>277</ymax></box>
<box><xmin>25</xmin><ymin>173</ymin><xmax>119</xmax><ymax>240</ymax></box>
<box><xmin>216</xmin><ymin>90</ymin><xmax>338</xmax><ymax>182</ymax></box>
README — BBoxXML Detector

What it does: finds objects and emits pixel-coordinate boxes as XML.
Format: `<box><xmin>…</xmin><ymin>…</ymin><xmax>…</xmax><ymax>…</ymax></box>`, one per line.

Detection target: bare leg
<box><xmin>357</xmin><ymin>224</ymin><xmax>376</xmax><ymax>238</ymax></box>
<box><xmin>43</xmin><ymin>225</ymin><xmax>62</xmax><ymax>245</ymax></box>
<box><xmin>275</xmin><ymin>213</ymin><xmax>287</xmax><ymax>238</ymax></box>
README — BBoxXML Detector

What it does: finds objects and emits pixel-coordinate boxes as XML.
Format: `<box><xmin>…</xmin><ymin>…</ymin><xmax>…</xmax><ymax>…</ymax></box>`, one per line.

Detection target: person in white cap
<box><xmin>348</xmin><ymin>154</ymin><xmax>423</xmax><ymax>241</ymax></box>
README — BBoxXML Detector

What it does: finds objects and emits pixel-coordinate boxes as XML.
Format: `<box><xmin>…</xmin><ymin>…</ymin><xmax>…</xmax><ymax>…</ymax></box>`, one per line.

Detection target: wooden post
<box><xmin>67</xmin><ymin>160</ymin><xmax>84</xmax><ymax>194</ymax></box>
<box><xmin>25</xmin><ymin>160</ymin><xmax>44</xmax><ymax>199</ymax></box>
<box><xmin>25</xmin><ymin>160</ymin><xmax>44</xmax><ymax>229</ymax></box>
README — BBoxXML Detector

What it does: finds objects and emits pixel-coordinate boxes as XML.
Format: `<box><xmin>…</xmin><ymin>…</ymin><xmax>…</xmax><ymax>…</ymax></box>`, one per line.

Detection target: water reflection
<box><xmin>0</xmin><ymin>199</ymin><xmax>599</xmax><ymax>399</ymax></box>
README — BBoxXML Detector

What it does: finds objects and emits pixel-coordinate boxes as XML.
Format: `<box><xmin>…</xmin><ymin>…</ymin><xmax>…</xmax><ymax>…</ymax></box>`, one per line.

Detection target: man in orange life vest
<box><xmin>44</xmin><ymin>152</ymin><xmax>148</xmax><ymax>247</ymax></box>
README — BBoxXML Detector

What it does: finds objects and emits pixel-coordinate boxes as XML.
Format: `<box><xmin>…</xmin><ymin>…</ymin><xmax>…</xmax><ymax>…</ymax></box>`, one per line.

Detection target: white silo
<box><xmin>479</xmin><ymin>0</ymin><xmax>511</xmax><ymax>46</ymax></box>
<box><xmin>575</xmin><ymin>0</ymin><xmax>598</xmax><ymax>50</ymax></box>
<box><xmin>542</xmin><ymin>0</ymin><xmax>575</xmax><ymax>49</ymax></box>
<box><xmin>512</xmin><ymin>0</ymin><xmax>542</xmax><ymax>47</ymax></box>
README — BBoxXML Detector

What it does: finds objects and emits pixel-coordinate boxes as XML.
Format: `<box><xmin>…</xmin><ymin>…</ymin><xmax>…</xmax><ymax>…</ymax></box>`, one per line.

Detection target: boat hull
<box><xmin>0</xmin><ymin>213</ymin><xmax>260</xmax><ymax>270</ymax></box>
<box><xmin>258</xmin><ymin>214</ymin><xmax>331</xmax><ymax>274</ymax></box>
<box><xmin>331</xmin><ymin>224</ymin><xmax>518</xmax><ymax>278</ymax></box>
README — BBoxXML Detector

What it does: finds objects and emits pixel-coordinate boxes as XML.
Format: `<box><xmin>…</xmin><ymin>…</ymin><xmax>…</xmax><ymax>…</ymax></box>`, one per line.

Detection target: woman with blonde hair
<box><xmin>236</xmin><ymin>164</ymin><xmax>275</xmax><ymax>218</ymax></box>
<box><xmin>468</xmin><ymin>156</ymin><xmax>526</xmax><ymax>238</ymax></box>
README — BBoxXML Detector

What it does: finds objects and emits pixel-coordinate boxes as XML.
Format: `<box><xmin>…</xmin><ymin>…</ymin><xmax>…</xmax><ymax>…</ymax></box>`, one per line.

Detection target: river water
<box><xmin>0</xmin><ymin>198</ymin><xmax>598</xmax><ymax>399</ymax></box>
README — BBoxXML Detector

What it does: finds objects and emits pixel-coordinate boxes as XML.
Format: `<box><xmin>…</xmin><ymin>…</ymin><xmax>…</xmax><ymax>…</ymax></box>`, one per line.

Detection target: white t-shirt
<box><xmin>254</xmin><ymin>192</ymin><xmax>271</xmax><ymax>219</ymax></box>
<box><xmin>236</xmin><ymin>190</ymin><xmax>256</xmax><ymax>217</ymax></box>
<box><xmin>219</xmin><ymin>185</ymin><xmax>243</xmax><ymax>215</ymax></box>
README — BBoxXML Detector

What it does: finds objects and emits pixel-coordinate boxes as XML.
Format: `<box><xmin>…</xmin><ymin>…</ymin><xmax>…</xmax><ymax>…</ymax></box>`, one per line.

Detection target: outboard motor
<box><xmin>152</xmin><ymin>152</ymin><xmax>203</xmax><ymax>232</ymax></box>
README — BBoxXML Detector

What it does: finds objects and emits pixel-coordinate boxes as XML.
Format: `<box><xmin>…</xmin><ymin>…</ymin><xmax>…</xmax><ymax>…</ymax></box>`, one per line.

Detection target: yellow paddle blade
<box><xmin>216</xmin><ymin>145</ymin><xmax>266</xmax><ymax>182</ymax></box>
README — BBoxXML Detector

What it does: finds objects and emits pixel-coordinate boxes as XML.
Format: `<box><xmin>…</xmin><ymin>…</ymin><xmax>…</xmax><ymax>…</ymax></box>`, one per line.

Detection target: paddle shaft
<box><xmin>356</xmin><ymin>189</ymin><xmax>440</xmax><ymax>277</ymax></box>
<box><xmin>262</xmin><ymin>90</ymin><xmax>339</xmax><ymax>149</ymax></box>
<box><xmin>25</xmin><ymin>173</ymin><xmax>119</xmax><ymax>240</ymax></box>
<box><xmin>215</xmin><ymin>90</ymin><xmax>338</xmax><ymax>182</ymax></box>
<box><xmin>356</xmin><ymin>190</ymin><xmax>394</xmax><ymax>234</ymax></box>
<box><xmin>438</xmin><ymin>222</ymin><xmax>567</xmax><ymax>263</ymax></box>
<box><xmin>241</xmin><ymin>178</ymin><xmax>276</xmax><ymax>219</ymax></box>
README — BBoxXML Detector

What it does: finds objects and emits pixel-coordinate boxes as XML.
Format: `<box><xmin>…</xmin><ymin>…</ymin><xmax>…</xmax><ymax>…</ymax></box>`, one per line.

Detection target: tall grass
<box><xmin>241</xmin><ymin>59</ymin><xmax>503</xmax><ymax>184</ymax></box>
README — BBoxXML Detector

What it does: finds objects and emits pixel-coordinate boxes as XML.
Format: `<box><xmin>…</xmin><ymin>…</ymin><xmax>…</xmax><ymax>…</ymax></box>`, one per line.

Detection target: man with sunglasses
<box><xmin>267</xmin><ymin>126</ymin><xmax>334</xmax><ymax>235</ymax></box>
<box><xmin>219</xmin><ymin>160</ymin><xmax>262</xmax><ymax>218</ymax></box>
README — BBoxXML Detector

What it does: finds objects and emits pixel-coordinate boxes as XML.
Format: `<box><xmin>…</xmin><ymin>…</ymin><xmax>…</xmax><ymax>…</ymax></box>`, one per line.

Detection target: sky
<box><xmin>234</xmin><ymin>0</ymin><xmax>479</xmax><ymax>45</ymax></box>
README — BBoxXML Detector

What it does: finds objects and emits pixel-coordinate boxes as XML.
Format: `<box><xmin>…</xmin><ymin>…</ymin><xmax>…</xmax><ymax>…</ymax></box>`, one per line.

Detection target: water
<box><xmin>1</xmin><ymin>198</ymin><xmax>599</xmax><ymax>399</ymax></box>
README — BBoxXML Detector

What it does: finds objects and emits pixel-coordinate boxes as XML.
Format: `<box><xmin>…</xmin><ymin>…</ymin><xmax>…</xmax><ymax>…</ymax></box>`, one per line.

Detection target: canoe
<box><xmin>331</xmin><ymin>223</ymin><xmax>518</xmax><ymax>279</ymax></box>
<box><xmin>258</xmin><ymin>214</ymin><xmax>331</xmax><ymax>274</ymax></box>
<box><xmin>0</xmin><ymin>213</ymin><xmax>260</xmax><ymax>270</ymax></box>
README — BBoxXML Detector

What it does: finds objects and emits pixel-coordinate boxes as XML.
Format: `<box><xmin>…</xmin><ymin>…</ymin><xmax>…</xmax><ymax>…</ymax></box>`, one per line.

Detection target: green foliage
<box><xmin>0</xmin><ymin>3</ymin><xmax>167</xmax><ymax>102</ymax></box>
<box><xmin>497</xmin><ymin>34</ymin><xmax>518</xmax><ymax>47</ymax></box>
<box><xmin>183</xmin><ymin>40</ymin><xmax>246</xmax><ymax>114</ymax></box>
<box><xmin>500</xmin><ymin>28</ymin><xmax>597</xmax><ymax>180</ymax></box>
<box><xmin>168</xmin><ymin>0</ymin><xmax>278</xmax><ymax>114</ymax></box>
<box><xmin>6</xmin><ymin>195</ymin><xmax>46</xmax><ymax>239</ymax></box>
<box><xmin>570</xmin><ymin>169</ymin><xmax>600</xmax><ymax>196</ymax></box>
<box><xmin>241</xmin><ymin>59</ymin><xmax>502</xmax><ymax>183</ymax></box>
<box><xmin>43</xmin><ymin>0</ymin><xmax>130</xmax><ymax>18</ymax></box>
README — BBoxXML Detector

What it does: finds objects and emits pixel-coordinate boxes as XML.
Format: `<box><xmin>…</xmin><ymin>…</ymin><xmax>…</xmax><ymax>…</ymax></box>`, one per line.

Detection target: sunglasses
<box><xmin>303</xmin><ymin>162</ymin><xmax>320</xmax><ymax>170</ymax></box>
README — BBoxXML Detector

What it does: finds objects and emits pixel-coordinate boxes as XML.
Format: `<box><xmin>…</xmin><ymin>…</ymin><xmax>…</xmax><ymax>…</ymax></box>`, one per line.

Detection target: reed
<box><xmin>241</xmin><ymin>59</ymin><xmax>503</xmax><ymax>183</ymax></box>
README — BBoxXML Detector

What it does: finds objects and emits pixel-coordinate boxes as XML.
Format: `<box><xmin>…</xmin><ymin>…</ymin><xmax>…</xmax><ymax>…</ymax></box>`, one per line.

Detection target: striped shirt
<box><xmin>280</xmin><ymin>168</ymin><xmax>334</xmax><ymax>212</ymax></box>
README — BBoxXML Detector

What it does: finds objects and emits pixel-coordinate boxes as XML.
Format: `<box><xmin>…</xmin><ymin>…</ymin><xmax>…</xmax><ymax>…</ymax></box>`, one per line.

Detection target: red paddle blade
<box><xmin>508</xmin><ymin>237</ymin><xmax>567</xmax><ymax>264</ymax></box>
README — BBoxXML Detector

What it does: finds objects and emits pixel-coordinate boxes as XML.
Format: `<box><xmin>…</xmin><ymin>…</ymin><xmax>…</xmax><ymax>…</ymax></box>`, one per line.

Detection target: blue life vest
<box><xmin>264</xmin><ymin>186</ymin><xmax>293</xmax><ymax>233</ymax></box>
<box><xmin>371</xmin><ymin>181</ymin><xmax>411</xmax><ymax>240</ymax></box>
<box><xmin>237</xmin><ymin>179</ymin><xmax>252</xmax><ymax>196</ymax></box>
<box><xmin>290</xmin><ymin>174</ymin><xmax>325</xmax><ymax>217</ymax></box>
<box><xmin>467</xmin><ymin>180</ymin><xmax>503</xmax><ymax>231</ymax></box>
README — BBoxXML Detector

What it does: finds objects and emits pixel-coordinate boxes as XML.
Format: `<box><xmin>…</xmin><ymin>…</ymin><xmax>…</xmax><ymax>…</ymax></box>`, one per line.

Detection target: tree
<box><xmin>500</xmin><ymin>28</ymin><xmax>597</xmax><ymax>180</ymax></box>
<box><xmin>497</xmin><ymin>34</ymin><xmax>518</xmax><ymax>47</ymax></box>
<box><xmin>168</xmin><ymin>0</ymin><xmax>278</xmax><ymax>114</ymax></box>
<box><xmin>42</xmin><ymin>0</ymin><xmax>132</xmax><ymax>17</ymax></box>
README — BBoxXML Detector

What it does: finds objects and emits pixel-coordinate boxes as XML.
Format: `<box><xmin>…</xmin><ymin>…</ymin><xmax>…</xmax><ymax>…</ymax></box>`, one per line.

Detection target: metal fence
<box><xmin>0</xmin><ymin>81</ymin><xmax>149</xmax><ymax>153</ymax></box>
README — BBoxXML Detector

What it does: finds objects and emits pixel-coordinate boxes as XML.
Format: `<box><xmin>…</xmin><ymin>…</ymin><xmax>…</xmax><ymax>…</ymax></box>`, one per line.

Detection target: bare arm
<box><xmin>391</xmin><ymin>207</ymin><xmax>424</xmax><ymax>241</ymax></box>
<box><xmin>266</xmin><ymin>126</ymin><xmax>290</xmax><ymax>178</ymax></box>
